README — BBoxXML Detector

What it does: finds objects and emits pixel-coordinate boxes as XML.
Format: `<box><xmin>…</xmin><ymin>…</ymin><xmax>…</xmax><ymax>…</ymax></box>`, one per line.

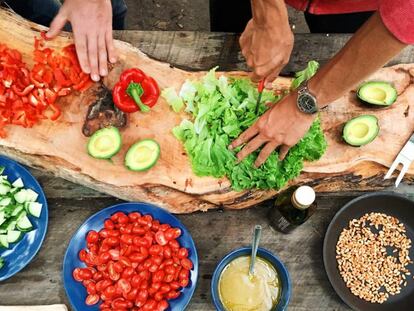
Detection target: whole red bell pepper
<box><xmin>112</xmin><ymin>68</ymin><xmax>160</xmax><ymax>113</ymax></box>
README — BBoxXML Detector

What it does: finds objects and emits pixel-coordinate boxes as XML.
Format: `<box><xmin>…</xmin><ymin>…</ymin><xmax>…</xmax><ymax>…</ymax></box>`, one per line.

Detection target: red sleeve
<box><xmin>380</xmin><ymin>0</ymin><xmax>414</xmax><ymax>44</ymax></box>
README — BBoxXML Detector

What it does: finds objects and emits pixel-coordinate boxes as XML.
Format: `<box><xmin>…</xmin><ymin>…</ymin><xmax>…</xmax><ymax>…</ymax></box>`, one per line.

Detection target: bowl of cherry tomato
<box><xmin>63</xmin><ymin>202</ymin><xmax>198</xmax><ymax>311</ymax></box>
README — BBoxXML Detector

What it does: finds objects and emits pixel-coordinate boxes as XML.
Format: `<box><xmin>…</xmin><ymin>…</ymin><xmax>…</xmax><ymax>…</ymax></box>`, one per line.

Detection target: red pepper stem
<box><xmin>127</xmin><ymin>82</ymin><xmax>150</xmax><ymax>113</ymax></box>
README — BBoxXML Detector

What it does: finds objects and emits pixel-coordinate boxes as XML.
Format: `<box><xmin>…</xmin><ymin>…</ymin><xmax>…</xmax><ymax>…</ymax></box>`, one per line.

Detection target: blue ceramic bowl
<box><xmin>211</xmin><ymin>247</ymin><xmax>291</xmax><ymax>311</ymax></box>
<box><xmin>0</xmin><ymin>155</ymin><xmax>48</xmax><ymax>282</ymax></box>
<box><xmin>63</xmin><ymin>202</ymin><xmax>198</xmax><ymax>311</ymax></box>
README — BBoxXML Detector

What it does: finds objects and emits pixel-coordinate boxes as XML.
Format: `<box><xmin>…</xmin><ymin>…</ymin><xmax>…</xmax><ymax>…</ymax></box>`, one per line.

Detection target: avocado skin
<box><xmin>356</xmin><ymin>81</ymin><xmax>397</xmax><ymax>107</ymax></box>
<box><xmin>342</xmin><ymin>115</ymin><xmax>380</xmax><ymax>147</ymax></box>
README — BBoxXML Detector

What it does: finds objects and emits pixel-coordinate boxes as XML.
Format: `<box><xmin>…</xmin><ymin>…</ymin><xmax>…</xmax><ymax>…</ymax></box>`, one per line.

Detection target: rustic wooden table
<box><xmin>1</xmin><ymin>31</ymin><xmax>414</xmax><ymax>311</ymax></box>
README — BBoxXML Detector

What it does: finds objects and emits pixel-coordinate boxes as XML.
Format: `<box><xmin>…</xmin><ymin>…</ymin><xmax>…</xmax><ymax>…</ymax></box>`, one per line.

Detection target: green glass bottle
<box><xmin>268</xmin><ymin>185</ymin><xmax>317</xmax><ymax>233</ymax></box>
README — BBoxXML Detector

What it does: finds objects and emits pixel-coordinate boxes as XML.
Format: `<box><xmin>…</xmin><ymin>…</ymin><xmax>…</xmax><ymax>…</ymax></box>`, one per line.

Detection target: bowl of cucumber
<box><xmin>0</xmin><ymin>155</ymin><xmax>48</xmax><ymax>281</ymax></box>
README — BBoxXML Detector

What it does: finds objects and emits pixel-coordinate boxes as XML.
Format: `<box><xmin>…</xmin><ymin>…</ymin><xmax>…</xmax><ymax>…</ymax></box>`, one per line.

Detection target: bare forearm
<box><xmin>251</xmin><ymin>0</ymin><xmax>289</xmax><ymax>27</ymax></box>
<box><xmin>308</xmin><ymin>12</ymin><xmax>406</xmax><ymax>107</ymax></box>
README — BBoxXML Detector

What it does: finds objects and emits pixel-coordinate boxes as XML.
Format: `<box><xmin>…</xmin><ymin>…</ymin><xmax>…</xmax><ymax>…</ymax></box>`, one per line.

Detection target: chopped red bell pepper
<box><xmin>112</xmin><ymin>68</ymin><xmax>160</xmax><ymax>113</ymax></box>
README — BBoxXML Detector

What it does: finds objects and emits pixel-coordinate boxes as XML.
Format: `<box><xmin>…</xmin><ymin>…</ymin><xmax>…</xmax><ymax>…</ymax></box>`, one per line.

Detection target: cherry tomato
<box><xmin>79</xmin><ymin>268</ymin><xmax>93</xmax><ymax>280</ymax></box>
<box><xmin>104</xmin><ymin>219</ymin><xmax>115</xmax><ymax>230</ymax></box>
<box><xmin>105</xmin><ymin>237</ymin><xmax>120</xmax><ymax>247</ymax></box>
<box><xmin>165</xmin><ymin>265</ymin><xmax>175</xmax><ymax>276</ymax></box>
<box><xmin>85</xmin><ymin>294</ymin><xmax>100</xmax><ymax>306</ymax></box>
<box><xmin>122</xmin><ymin>267</ymin><xmax>135</xmax><ymax>279</ymax></box>
<box><xmin>159</xmin><ymin>284</ymin><xmax>170</xmax><ymax>294</ymax></box>
<box><xmin>157</xmin><ymin>300</ymin><xmax>169</xmax><ymax>311</ymax></box>
<box><xmin>112</xmin><ymin>297</ymin><xmax>129</xmax><ymax>309</ymax></box>
<box><xmin>152</xmin><ymin>220</ymin><xmax>160</xmax><ymax>231</ymax></box>
<box><xmin>179</xmin><ymin>278</ymin><xmax>189</xmax><ymax>287</ymax></box>
<box><xmin>166</xmin><ymin>290</ymin><xmax>180</xmax><ymax>300</ymax></box>
<box><xmin>114</xmin><ymin>262</ymin><xmax>124</xmax><ymax>273</ymax></box>
<box><xmin>149</xmin><ymin>245</ymin><xmax>163</xmax><ymax>256</ymax></box>
<box><xmin>135</xmin><ymin>289</ymin><xmax>148</xmax><ymax>307</ymax></box>
<box><xmin>159</xmin><ymin>224</ymin><xmax>170</xmax><ymax>232</ymax></box>
<box><xmin>109</xmin><ymin>249</ymin><xmax>120</xmax><ymax>261</ymax></box>
<box><xmin>99</xmin><ymin>229</ymin><xmax>110</xmax><ymax>239</ymax></box>
<box><xmin>155</xmin><ymin>231</ymin><xmax>168</xmax><ymax>246</ymax></box>
<box><xmin>164</xmin><ymin>274</ymin><xmax>174</xmax><ymax>283</ymax></box>
<box><xmin>179</xmin><ymin>268</ymin><xmax>190</xmax><ymax>280</ymax></box>
<box><xmin>118</xmin><ymin>214</ymin><xmax>130</xmax><ymax>224</ymax></box>
<box><xmin>78</xmin><ymin>249</ymin><xmax>87</xmax><ymax>262</ymax></box>
<box><xmin>117</xmin><ymin>278</ymin><xmax>132</xmax><ymax>294</ymax></box>
<box><xmin>120</xmin><ymin>234</ymin><xmax>134</xmax><ymax>245</ymax></box>
<box><xmin>154</xmin><ymin>292</ymin><xmax>164</xmax><ymax>302</ymax></box>
<box><xmin>103</xmin><ymin>285</ymin><xmax>117</xmax><ymax>298</ymax></box>
<box><xmin>128</xmin><ymin>212</ymin><xmax>141</xmax><ymax>221</ymax></box>
<box><xmin>93</xmin><ymin>271</ymin><xmax>104</xmax><ymax>282</ymax></box>
<box><xmin>87</xmin><ymin>282</ymin><xmax>97</xmax><ymax>295</ymax></box>
<box><xmin>132</xmin><ymin>225</ymin><xmax>146</xmax><ymax>235</ymax></box>
<box><xmin>108</xmin><ymin>262</ymin><xmax>121</xmax><ymax>281</ymax></box>
<box><xmin>124</xmin><ymin>287</ymin><xmax>138</xmax><ymax>301</ymax></box>
<box><xmin>170</xmin><ymin>281</ymin><xmax>181</xmax><ymax>290</ymax></box>
<box><xmin>163</xmin><ymin>246</ymin><xmax>172</xmax><ymax>259</ymax></box>
<box><xmin>181</xmin><ymin>258</ymin><xmax>193</xmax><ymax>270</ymax></box>
<box><xmin>178</xmin><ymin>248</ymin><xmax>189</xmax><ymax>259</ymax></box>
<box><xmin>99</xmin><ymin>252</ymin><xmax>111</xmax><ymax>264</ymax></box>
<box><xmin>73</xmin><ymin>268</ymin><xmax>83</xmax><ymax>282</ymax></box>
<box><xmin>131</xmin><ymin>275</ymin><xmax>141</xmax><ymax>287</ymax></box>
<box><xmin>142</xmin><ymin>299</ymin><xmax>157</xmax><ymax>311</ymax></box>
<box><xmin>129</xmin><ymin>252</ymin><xmax>146</xmax><ymax>263</ymax></box>
<box><xmin>152</xmin><ymin>270</ymin><xmax>165</xmax><ymax>283</ymax></box>
<box><xmin>86</xmin><ymin>230</ymin><xmax>99</xmax><ymax>243</ymax></box>
<box><xmin>168</xmin><ymin>240</ymin><xmax>180</xmax><ymax>249</ymax></box>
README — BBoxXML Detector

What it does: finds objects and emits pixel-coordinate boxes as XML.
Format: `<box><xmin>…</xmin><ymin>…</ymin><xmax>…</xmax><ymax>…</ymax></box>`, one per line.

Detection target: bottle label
<box><xmin>269</xmin><ymin>208</ymin><xmax>293</xmax><ymax>233</ymax></box>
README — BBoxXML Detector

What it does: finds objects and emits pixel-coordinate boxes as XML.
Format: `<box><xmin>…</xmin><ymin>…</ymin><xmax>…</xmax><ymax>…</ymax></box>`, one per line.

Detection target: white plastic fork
<box><xmin>384</xmin><ymin>133</ymin><xmax>414</xmax><ymax>187</ymax></box>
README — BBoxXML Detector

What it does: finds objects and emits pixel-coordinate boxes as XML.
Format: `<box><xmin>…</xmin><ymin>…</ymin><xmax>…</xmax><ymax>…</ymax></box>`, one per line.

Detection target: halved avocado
<box><xmin>343</xmin><ymin>115</ymin><xmax>379</xmax><ymax>147</ymax></box>
<box><xmin>125</xmin><ymin>139</ymin><xmax>160</xmax><ymax>171</ymax></box>
<box><xmin>87</xmin><ymin>126</ymin><xmax>122</xmax><ymax>159</ymax></box>
<box><xmin>357</xmin><ymin>81</ymin><xmax>397</xmax><ymax>106</ymax></box>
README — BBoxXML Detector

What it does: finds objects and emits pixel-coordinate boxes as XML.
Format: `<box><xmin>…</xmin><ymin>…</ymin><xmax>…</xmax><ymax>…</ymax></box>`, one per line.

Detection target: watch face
<box><xmin>298</xmin><ymin>93</ymin><xmax>318</xmax><ymax>114</ymax></box>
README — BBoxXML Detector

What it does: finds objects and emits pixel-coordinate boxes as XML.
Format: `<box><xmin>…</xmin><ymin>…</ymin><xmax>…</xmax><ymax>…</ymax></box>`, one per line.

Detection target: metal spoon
<box><xmin>248</xmin><ymin>225</ymin><xmax>262</xmax><ymax>278</ymax></box>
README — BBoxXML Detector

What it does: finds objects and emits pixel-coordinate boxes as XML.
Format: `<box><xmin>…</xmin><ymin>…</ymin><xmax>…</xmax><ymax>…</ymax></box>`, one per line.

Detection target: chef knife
<box><xmin>255</xmin><ymin>79</ymin><xmax>265</xmax><ymax>114</ymax></box>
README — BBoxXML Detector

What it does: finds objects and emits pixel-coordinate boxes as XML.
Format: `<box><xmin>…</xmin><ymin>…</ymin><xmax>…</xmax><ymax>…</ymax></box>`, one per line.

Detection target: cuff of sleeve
<box><xmin>380</xmin><ymin>0</ymin><xmax>414</xmax><ymax>45</ymax></box>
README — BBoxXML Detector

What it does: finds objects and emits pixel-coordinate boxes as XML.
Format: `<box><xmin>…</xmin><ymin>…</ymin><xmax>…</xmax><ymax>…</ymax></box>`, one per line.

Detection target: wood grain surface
<box><xmin>1</xmin><ymin>9</ymin><xmax>414</xmax><ymax>213</ymax></box>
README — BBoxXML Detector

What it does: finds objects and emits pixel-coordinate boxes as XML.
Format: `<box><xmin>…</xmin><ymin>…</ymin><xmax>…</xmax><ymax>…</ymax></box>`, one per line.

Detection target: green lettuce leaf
<box><xmin>168</xmin><ymin>62</ymin><xmax>327</xmax><ymax>191</ymax></box>
<box><xmin>161</xmin><ymin>87</ymin><xmax>184</xmax><ymax>112</ymax></box>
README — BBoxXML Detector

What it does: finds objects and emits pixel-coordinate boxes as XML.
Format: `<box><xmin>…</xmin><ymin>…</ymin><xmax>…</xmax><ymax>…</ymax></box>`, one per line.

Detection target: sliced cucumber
<box><xmin>0</xmin><ymin>257</ymin><xmax>4</xmax><ymax>270</ymax></box>
<box><xmin>6</xmin><ymin>220</ymin><xmax>16</xmax><ymax>231</ymax></box>
<box><xmin>14</xmin><ymin>190</ymin><xmax>27</xmax><ymax>203</ymax></box>
<box><xmin>7</xmin><ymin>230</ymin><xmax>22</xmax><ymax>243</ymax></box>
<box><xmin>11</xmin><ymin>205</ymin><xmax>24</xmax><ymax>217</ymax></box>
<box><xmin>0</xmin><ymin>234</ymin><xmax>9</xmax><ymax>248</ymax></box>
<box><xmin>0</xmin><ymin>184</ymin><xmax>11</xmax><ymax>195</ymax></box>
<box><xmin>27</xmin><ymin>202</ymin><xmax>42</xmax><ymax>218</ymax></box>
<box><xmin>0</xmin><ymin>197</ymin><xmax>12</xmax><ymax>206</ymax></box>
<box><xmin>0</xmin><ymin>212</ymin><xmax>4</xmax><ymax>226</ymax></box>
<box><xmin>0</xmin><ymin>166</ymin><xmax>5</xmax><ymax>174</ymax></box>
<box><xmin>25</xmin><ymin>189</ymin><xmax>39</xmax><ymax>202</ymax></box>
<box><xmin>16</xmin><ymin>215</ymin><xmax>33</xmax><ymax>232</ymax></box>
<box><xmin>12</xmin><ymin>178</ymin><xmax>24</xmax><ymax>188</ymax></box>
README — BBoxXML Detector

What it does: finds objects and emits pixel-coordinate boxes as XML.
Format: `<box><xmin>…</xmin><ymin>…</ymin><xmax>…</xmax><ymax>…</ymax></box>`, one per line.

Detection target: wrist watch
<box><xmin>297</xmin><ymin>83</ymin><xmax>318</xmax><ymax>114</ymax></box>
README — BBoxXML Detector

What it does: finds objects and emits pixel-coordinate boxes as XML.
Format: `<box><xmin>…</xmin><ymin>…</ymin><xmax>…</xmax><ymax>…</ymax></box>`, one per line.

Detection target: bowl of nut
<box><xmin>323</xmin><ymin>192</ymin><xmax>414</xmax><ymax>311</ymax></box>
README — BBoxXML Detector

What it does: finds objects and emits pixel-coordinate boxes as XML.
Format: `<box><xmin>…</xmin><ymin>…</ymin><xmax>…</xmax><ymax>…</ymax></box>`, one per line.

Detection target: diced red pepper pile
<box><xmin>73</xmin><ymin>211</ymin><xmax>193</xmax><ymax>311</ymax></box>
<box><xmin>0</xmin><ymin>32</ymin><xmax>93</xmax><ymax>137</ymax></box>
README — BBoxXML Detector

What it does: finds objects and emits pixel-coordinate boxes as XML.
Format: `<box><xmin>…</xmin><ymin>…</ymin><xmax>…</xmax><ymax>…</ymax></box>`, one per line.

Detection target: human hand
<box><xmin>46</xmin><ymin>0</ymin><xmax>117</xmax><ymax>81</ymax></box>
<box><xmin>240</xmin><ymin>18</ymin><xmax>294</xmax><ymax>88</ymax></box>
<box><xmin>230</xmin><ymin>92</ymin><xmax>315</xmax><ymax>167</ymax></box>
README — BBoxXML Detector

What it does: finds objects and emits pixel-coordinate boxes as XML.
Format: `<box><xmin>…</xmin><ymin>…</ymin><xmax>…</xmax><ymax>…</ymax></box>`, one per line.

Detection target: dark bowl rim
<box><xmin>210</xmin><ymin>246</ymin><xmax>291</xmax><ymax>311</ymax></box>
<box><xmin>322</xmin><ymin>191</ymin><xmax>414</xmax><ymax>311</ymax></box>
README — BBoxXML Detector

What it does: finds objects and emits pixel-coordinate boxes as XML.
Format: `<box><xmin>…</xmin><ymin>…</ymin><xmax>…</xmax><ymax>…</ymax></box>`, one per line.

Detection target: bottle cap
<box><xmin>293</xmin><ymin>186</ymin><xmax>315</xmax><ymax>208</ymax></box>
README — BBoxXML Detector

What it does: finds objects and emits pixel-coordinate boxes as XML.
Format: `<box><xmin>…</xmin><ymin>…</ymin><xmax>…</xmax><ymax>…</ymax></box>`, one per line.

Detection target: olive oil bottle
<box><xmin>268</xmin><ymin>185</ymin><xmax>317</xmax><ymax>233</ymax></box>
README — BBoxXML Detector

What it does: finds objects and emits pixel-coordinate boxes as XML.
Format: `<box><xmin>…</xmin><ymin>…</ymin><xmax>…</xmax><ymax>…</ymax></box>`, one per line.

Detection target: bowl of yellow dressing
<box><xmin>211</xmin><ymin>247</ymin><xmax>291</xmax><ymax>311</ymax></box>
